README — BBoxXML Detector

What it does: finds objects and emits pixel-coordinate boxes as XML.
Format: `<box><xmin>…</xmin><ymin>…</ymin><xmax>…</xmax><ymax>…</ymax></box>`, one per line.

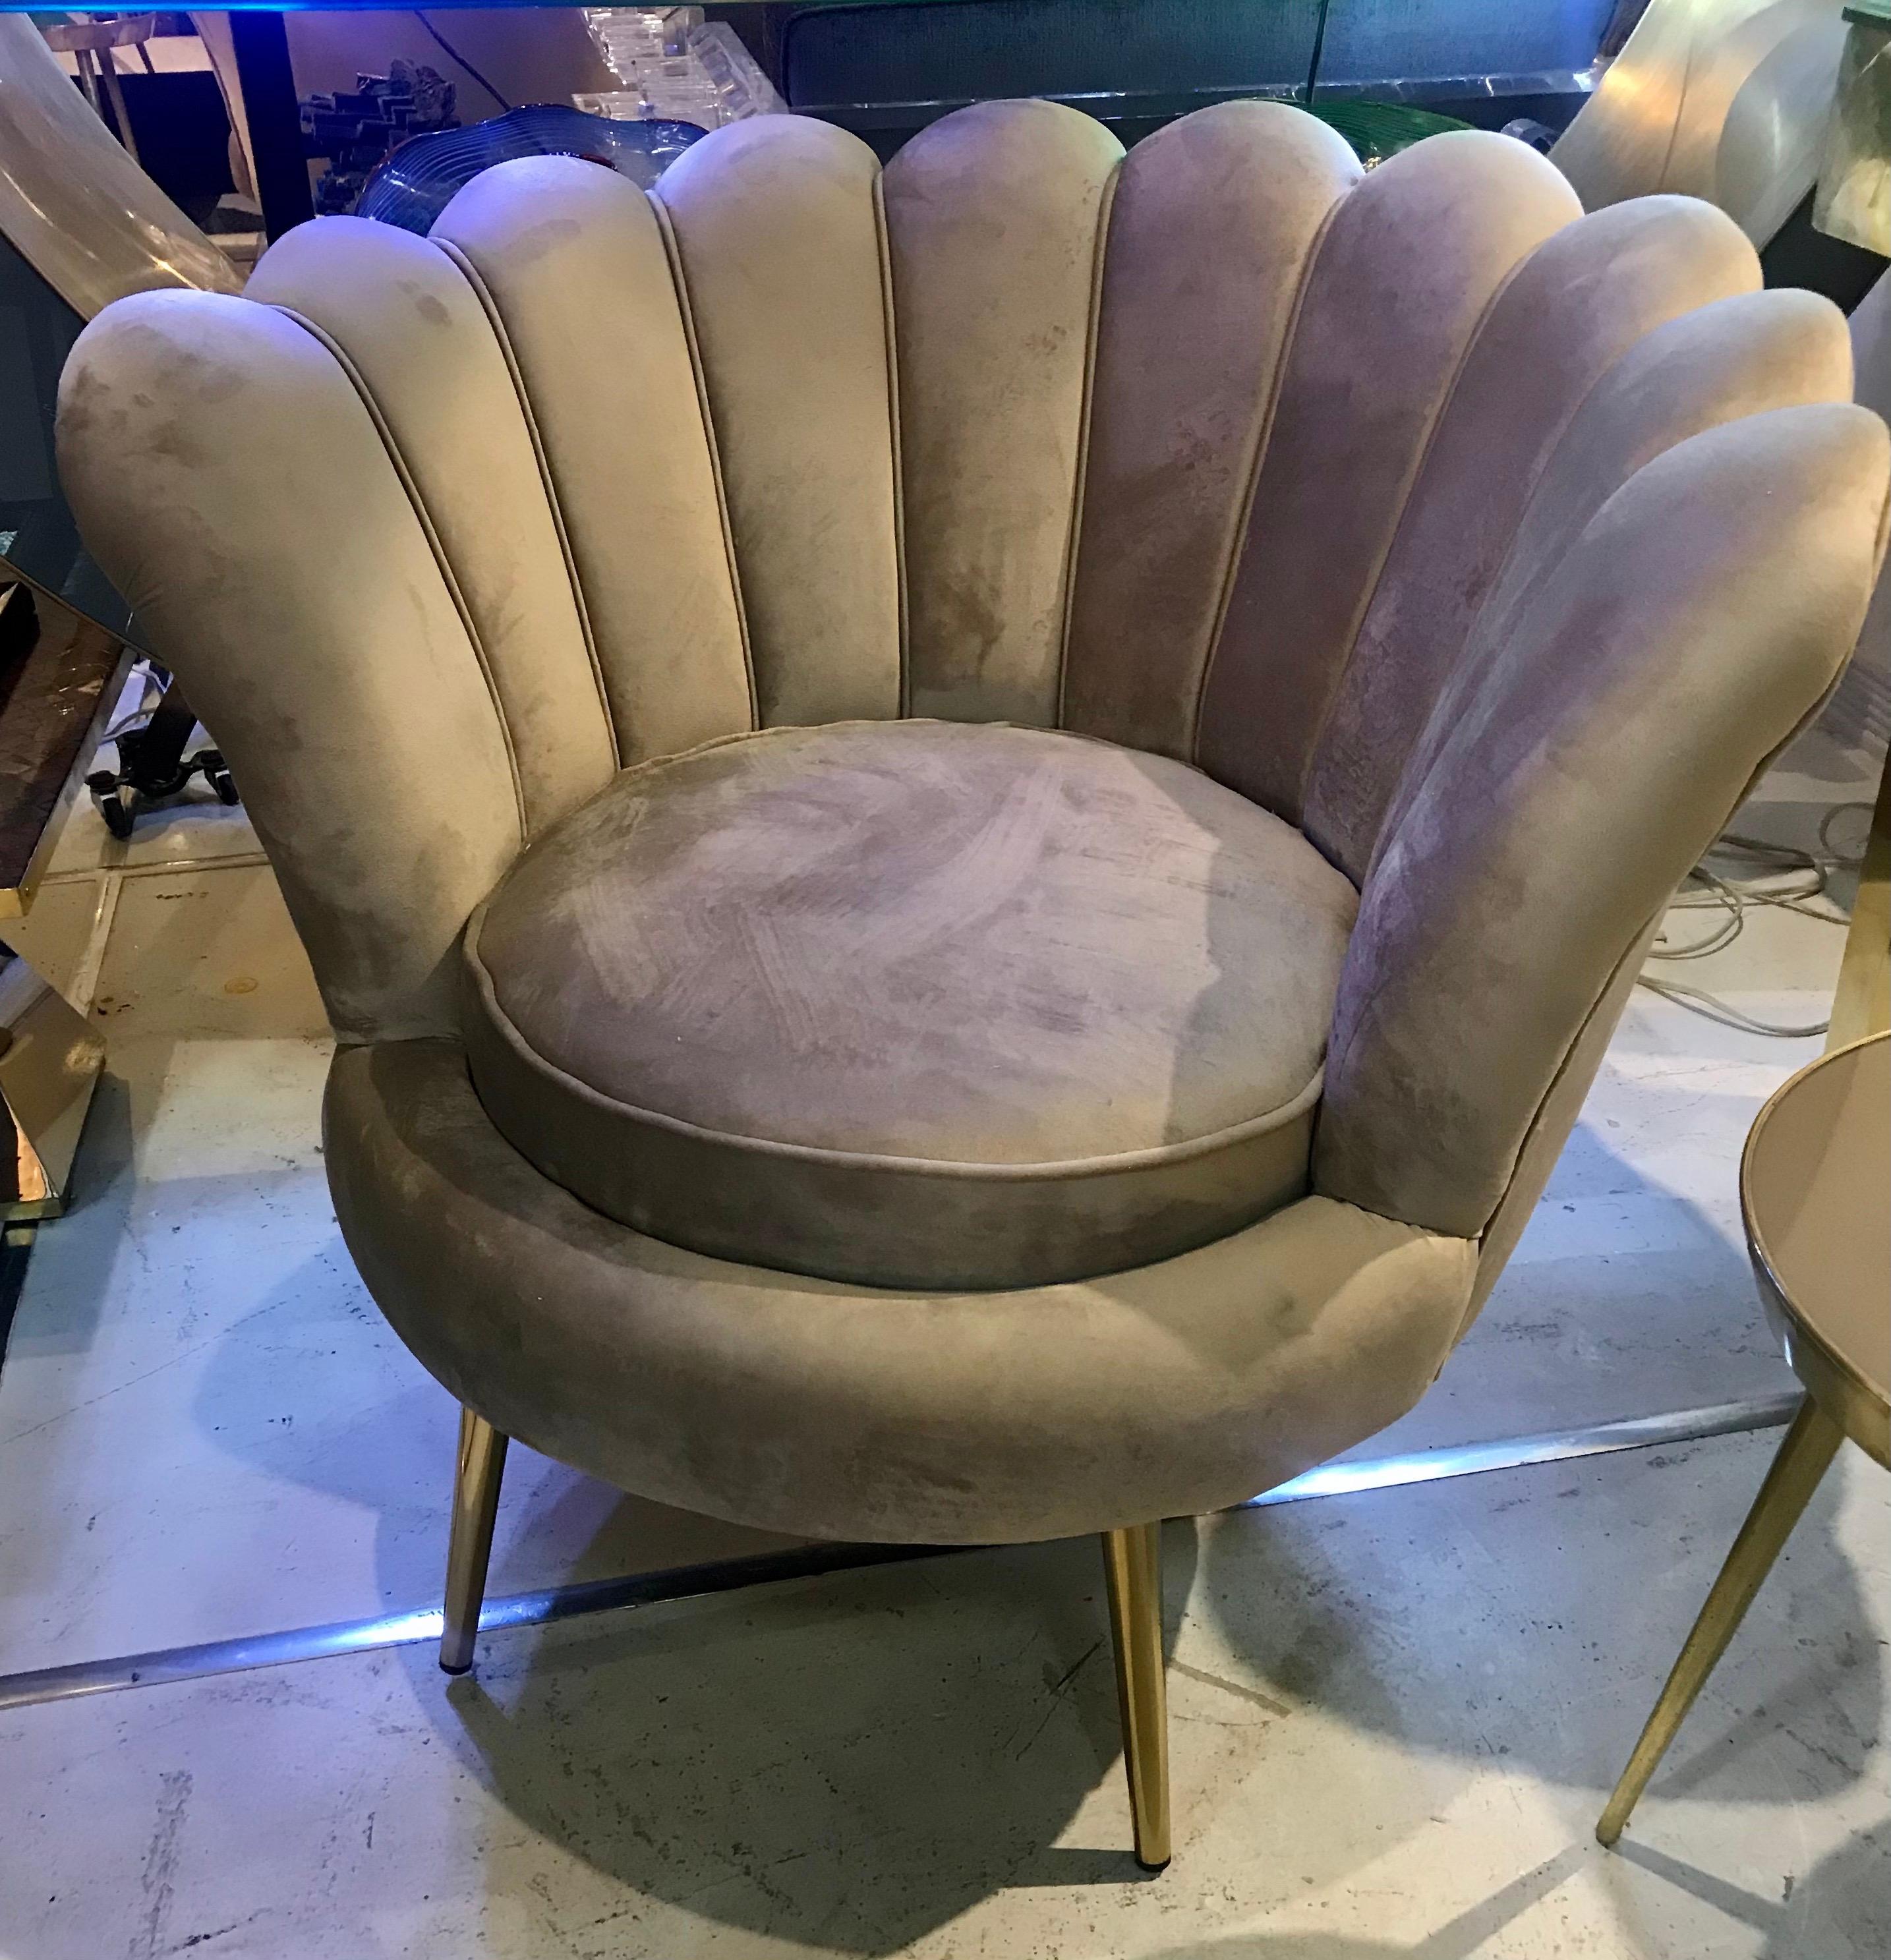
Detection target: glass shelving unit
<box><xmin>1</xmin><ymin>3</ymin><xmax>1627</xmax><ymax>239</ymax></box>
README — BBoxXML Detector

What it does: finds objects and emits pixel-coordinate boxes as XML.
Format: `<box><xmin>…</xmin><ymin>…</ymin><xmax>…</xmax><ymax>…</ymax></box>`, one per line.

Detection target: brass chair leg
<box><xmin>1596</xmin><ymin>1397</ymin><xmax>1843</xmax><ymax>1845</ymax></box>
<box><xmin>440</xmin><ymin>1407</ymin><xmax>508</xmax><ymax>1677</ymax></box>
<box><xmin>1101</xmin><ymin>1521</ymin><xmax>1172</xmax><ymax>1871</ymax></box>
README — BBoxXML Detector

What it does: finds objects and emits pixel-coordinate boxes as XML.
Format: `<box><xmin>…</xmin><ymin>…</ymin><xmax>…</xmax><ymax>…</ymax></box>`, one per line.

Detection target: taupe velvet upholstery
<box><xmin>326</xmin><ymin>1039</ymin><xmax>1475</xmax><ymax>1542</ymax></box>
<box><xmin>464</xmin><ymin>719</ymin><xmax>1355</xmax><ymax>1288</ymax></box>
<box><xmin>57</xmin><ymin>101</ymin><xmax>1889</xmax><ymax>1545</ymax></box>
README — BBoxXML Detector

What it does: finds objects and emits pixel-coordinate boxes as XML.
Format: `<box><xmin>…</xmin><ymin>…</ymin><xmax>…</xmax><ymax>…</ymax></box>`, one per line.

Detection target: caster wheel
<box><xmin>204</xmin><ymin>757</ymin><xmax>239</xmax><ymax>806</ymax></box>
<box><xmin>92</xmin><ymin>780</ymin><xmax>136</xmax><ymax>840</ymax></box>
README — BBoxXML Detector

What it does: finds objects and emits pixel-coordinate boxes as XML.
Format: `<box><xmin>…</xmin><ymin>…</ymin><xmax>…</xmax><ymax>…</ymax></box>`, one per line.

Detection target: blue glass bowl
<box><xmin>356</xmin><ymin>105</ymin><xmax>708</xmax><ymax>235</ymax></box>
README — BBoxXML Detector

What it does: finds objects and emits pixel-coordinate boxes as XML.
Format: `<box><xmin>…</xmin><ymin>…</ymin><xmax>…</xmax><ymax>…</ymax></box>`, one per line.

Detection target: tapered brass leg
<box><xmin>1826</xmin><ymin>745</ymin><xmax>1890</xmax><ymax>1051</ymax></box>
<box><xmin>1102</xmin><ymin>1521</ymin><xmax>1172</xmax><ymax>1871</ymax></box>
<box><xmin>1596</xmin><ymin>1397</ymin><xmax>1843</xmax><ymax>1845</ymax></box>
<box><xmin>440</xmin><ymin>1407</ymin><xmax>508</xmax><ymax>1677</ymax></box>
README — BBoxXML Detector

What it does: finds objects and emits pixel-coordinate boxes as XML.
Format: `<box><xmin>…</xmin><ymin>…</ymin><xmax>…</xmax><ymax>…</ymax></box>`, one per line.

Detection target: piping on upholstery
<box><xmin>1053</xmin><ymin>157</ymin><xmax>1122</xmax><ymax>729</ymax></box>
<box><xmin>266</xmin><ymin>303</ymin><xmax>530</xmax><ymax>850</ymax></box>
<box><xmin>647</xmin><ymin>189</ymin><xmax>761</xmax><ymax>730</ymax></box>
<box><xmin>1186</xmin><ymin>189</ymin><xmax>1351</xmax><ymax>769</ymax></box>
<box><xmin>463</xmin><ymin>715</ymin><xmax>1334</xmax><ymax>1176</ymax></box>
<box><xmin>873</xmin><ymin>168</ymin><xmax>912</xmax><ymax>719</ymax></box>
<box><xmin>1449</xmin><ymin>909</ymin><xmax>1661</xmax><ymax>1342</ymax></box>
<box><xmin>467</xmin><ymin>919</ymin><xmax>1329</xmax><ymax>1178</ymax></box>
<box><xmin>1448</xmin><ymin>562</ymin><xmax>1891</xmax><ymax>1344</ymax></box>
<box><xmin>1281</xmin><ymin>240</ymin><xmax>1546</xmax><ymax>836</ymax></box>
<box><xmin>432</xmin><ymin>235</ymin><xmax>621</xmax><ymax>771</ymax></box>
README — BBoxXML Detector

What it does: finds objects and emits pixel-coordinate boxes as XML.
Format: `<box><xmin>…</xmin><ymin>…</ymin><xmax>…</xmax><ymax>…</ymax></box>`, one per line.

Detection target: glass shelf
<box><xmin>3</xmin><ymin>5</ymin><xmax>1621</xmax><ymax>243</ymax></box>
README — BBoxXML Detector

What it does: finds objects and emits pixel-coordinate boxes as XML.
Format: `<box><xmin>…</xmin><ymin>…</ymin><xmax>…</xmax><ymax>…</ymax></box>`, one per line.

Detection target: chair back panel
<box><xmin>56</xmin><ymin>293</ymin><xmax>524</xmax><ymax>1042</ymax></box>
<box><xmin>655</xmin><ymin>117</ymin><xmax>902</xmax><ymax>726</ymax></box>
<box><xmin>58</xmin><ymin>99</ymin><xmax>1888</xmax><ymax>1122</ymax></box>
<box><xmin>1061</xmin><ymin>100</ymin><xmax>1360</xmax><ymax>759</ymax></box>
<box><xmin>1190</xmin><ymin>132</ymin><xmax>1580</xmax><ymax>823</ymax></box>
<box><xmin>1418</xmin><ymin>291</ymin><xmax>1860</xmax><ymax>806</ymax></box>
<box><xmin>1314</xmin><ymin>405</ymin><xmax>1889</xmax><ymax>1236</ymax></box>
<box><xmin>882</xmin><ymin>99</ymin><xmax>1122</xmax><ymax>724</ymax></box>
<box><xmin>1301</xmin><ymin>196</ymin><xmax>1762</xmax><ymax>884</ymax></box>
<box><xmin>430</xmin><ymin>158</ymin><xmax>753</xmax><ymax>767</ymax></box>
<box><xmin>244</xmin><ymin>215</ymin><xmax>620</xmax><ymax>837</ymax></box>
<box><xmin>1316</xmin><ymin>285</ymin><xmax>1867</xmax><ymax>1248</ymax></box>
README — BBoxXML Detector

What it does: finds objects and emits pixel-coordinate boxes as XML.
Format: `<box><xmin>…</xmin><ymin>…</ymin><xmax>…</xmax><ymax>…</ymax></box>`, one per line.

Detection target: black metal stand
<box><xmin>228</xmin><ymin>10</ymin><xmax>314</xmax><ymax>241</ymax></box>
<box><xmin>84</xmin><ymin>672</ymin><xmax>236</xmax><ymax>840</ymax></box>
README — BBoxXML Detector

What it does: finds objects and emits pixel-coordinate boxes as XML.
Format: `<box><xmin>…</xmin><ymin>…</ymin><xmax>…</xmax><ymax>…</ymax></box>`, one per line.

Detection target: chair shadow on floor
<box><xmin>412</xmin><ymin>1520</ymin><xmax>1203</xmax><ymax>1951</ymax></box>
<box><xmin>1144</xmin><ymin>1843</ymin><xmax>1588</xmax><ymax>1957</ymax></box>
<box><xmin>172</xmin><ymin>1050</ymin><xmax>1877</xmax><ymax>1958</ymax></box>
<box><xmin>391</xmin><ymin>1435</ymin><xmax>1880</xmax><ymax>1956</ymax></box>
<box><xmin>1140</xmin><ymin>1826</ymin><xmax>1888</xmax><ymax>1956</ymax></box>
<box><xmin>1612</xmin><ymin>1823</ymin><xmax>1891</xmax><ymax>1959</ymax></box>
<box><xmin>1192</xmin><ymin>1417</ymin><xmax>1880</xmax><ymax>1812</ymax></box>
<box><xmin>179</xmin><ymin>1216</ymin><xmax>1881</xmax><ymax>1955</ymax></box>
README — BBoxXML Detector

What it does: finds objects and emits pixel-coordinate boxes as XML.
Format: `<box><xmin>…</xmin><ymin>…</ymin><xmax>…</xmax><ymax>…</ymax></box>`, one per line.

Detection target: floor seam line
<box><xmin>0</xmin><ymin>1393</ymin><xmax>1800</xmax><ymax>1714</ymax></box>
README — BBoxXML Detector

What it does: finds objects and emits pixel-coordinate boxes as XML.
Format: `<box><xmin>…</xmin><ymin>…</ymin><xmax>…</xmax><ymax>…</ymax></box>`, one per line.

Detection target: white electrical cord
<box><xmin>1636</xmin><ymin>806</ymin><xmax>1873</xmax><ymax>1038</ymax></box>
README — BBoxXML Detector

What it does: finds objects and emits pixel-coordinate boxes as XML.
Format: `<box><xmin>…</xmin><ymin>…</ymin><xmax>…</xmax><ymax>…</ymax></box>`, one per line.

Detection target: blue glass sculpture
<box><xmin>355</xmin><ymin>105</ymin><xmax>707</xmax><ymax>235</ymax></box>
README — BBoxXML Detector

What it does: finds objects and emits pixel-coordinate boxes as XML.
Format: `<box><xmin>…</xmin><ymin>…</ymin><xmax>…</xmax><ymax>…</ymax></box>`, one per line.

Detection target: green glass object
<box><xmin>1306</xmin><ymin>100</ymin><xmax>1474</xmax><ymax>167</ymax></box>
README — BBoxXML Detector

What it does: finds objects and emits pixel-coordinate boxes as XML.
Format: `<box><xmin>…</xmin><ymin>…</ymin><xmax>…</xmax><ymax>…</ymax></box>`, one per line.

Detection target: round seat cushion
<box><xmin>461</xmin><ymin>720</ymin><xmax>1358</xmax><ymax>1289</ymax></box>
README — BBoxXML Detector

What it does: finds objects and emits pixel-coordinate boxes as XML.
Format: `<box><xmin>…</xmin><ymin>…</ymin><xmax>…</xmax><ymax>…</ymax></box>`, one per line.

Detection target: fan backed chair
<box><xmin>57</xmin><ymin>100</ymin><xmax>1888</xmax><ymax>1870</ymax></box>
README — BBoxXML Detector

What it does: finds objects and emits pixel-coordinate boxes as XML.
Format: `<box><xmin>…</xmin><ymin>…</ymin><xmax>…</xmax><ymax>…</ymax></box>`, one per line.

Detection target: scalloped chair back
<box><xmin>59</xmin><ymin>103</ymin><xmax>1888</xmax><ymax>1270</ymax></box>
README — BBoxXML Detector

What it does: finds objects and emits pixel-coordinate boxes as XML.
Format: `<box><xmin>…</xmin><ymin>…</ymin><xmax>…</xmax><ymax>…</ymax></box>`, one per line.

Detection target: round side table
<box><xmin>1598</xmin><ymin>1030</ymin><xmax>1890</xmax><ymax>1846</ymax></box>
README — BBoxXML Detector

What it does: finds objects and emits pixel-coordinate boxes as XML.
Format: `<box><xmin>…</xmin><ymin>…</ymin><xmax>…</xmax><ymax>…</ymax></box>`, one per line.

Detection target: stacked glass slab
<box><xmin>579</xmin><ymin>9</ymin><xmax>787</xmax><ymax>127</ymax></box>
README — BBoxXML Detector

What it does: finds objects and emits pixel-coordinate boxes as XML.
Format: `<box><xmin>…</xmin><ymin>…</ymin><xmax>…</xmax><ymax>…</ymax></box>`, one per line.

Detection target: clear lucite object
<box><xmin>1813</xmin><ymin>13</ymin><xmax>1890</xmax><ymax>255</ymax></box>
<box><xmin>583</xmin><ymin>7</ymin><xmax>698</xmax><ymax>74</ymax></box>
<box><xmin>577</xmin><ymin>10</ymin><xmax>786</xmax><ymax>128</ymax></box>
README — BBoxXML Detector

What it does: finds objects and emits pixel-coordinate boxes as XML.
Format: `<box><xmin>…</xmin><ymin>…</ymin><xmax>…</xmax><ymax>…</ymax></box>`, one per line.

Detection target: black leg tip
<box><xmin>439</xmin><ymin>1658</ymin><xmax>472</xmax><ymax>1677</ymax></box>
<box><xmin>1135</xmin><ymin>1856</ymin><xmax>1171</xmax><ymax>1876</ymax></box>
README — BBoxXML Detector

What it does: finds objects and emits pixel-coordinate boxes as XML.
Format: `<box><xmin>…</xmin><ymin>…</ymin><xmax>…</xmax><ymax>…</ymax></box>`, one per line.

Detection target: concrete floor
<box><xmin>2</xmin><ymin>1437</ymin><xmax>1884</xmax><ymax>1958</ymax></box>
<box><xmin>0</xmin><ymin>737</ymin><xmax>1883</xmax><ymax>1957</ymax></box>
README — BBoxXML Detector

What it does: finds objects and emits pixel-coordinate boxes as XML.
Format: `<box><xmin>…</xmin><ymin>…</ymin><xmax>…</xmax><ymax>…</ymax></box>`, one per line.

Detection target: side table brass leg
<box><xmin>1101</xmin><ymin>1521</ymin><xmax>1172</xmax><ymax>1871</ymax></box>
<box><xmin>1826</xmin><ymin>744</ymin><xmax>1890</xmax><ymax>1052</ymax></box>
<box><xmin>1597</xmin><ymin>1397</ymin><xmax>1843</xmax><ymax>1845</ymax></box>
<box><xmin>440</xmin><ymin>1407</ymin><xmax>508</xmax><ymax>1677</ymax></box>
